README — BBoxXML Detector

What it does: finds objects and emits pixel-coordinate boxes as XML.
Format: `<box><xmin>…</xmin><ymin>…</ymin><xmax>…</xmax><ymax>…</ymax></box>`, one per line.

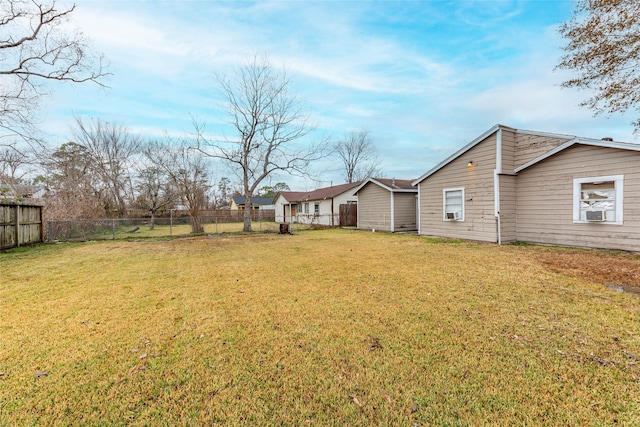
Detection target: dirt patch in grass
<box><xmin>531</xmin><ymin>247</ymin><xmax>640</xmax><ymax>290</ymax></box>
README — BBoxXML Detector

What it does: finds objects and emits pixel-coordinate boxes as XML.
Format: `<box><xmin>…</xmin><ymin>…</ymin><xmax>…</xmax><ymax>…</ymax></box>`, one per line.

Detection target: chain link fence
<box><xmin>45</xmin><ymin>214</ymin><xmax>316</xmax><ymax>242</ymax></box>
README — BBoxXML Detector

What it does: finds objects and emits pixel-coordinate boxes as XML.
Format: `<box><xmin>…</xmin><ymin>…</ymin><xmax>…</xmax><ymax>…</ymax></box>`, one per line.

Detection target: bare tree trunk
<box><xmin>149</xmin><ymin>209</ymin><xmax>156</xmax><ymax>230</ymax></box>
<box><xmin>243</xmin><ymin>193</ymin><xmax>252</xmax><ymax>232</ymax></box>
<box><xmin>190</xmin><ymin>215</ymin><xmax>204</xmax><ymax>234</ymax></box>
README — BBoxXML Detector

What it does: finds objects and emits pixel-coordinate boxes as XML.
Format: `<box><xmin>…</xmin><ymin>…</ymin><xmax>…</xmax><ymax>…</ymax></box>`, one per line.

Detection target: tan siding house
<box><xmin>353</xmin><ymin>178</ymin><xmax>417</xmax><ymax>232</ymax></box>
<box><xmin>515</xmin><ymin>142</ymin><xmax>640</xmax><ymax>252</ymax></box>
<box><xmin>414</xmin><ymin>124</ymin><xmax>640</xmax><ymax>251</ymax></box>
<box><xmin>416</xmin><ymin>128</ymin><xmax>503</xmax><ymax>242</ymax></box>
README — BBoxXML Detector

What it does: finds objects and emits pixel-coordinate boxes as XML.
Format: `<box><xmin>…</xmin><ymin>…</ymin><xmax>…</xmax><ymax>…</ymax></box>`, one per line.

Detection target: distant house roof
<box><xmin>231</xmin><ymin>196</ymin><xmax>274</xmax><ymax>206</ymax></box>
<box><xmin>1</xmin><ymin>184</ymin><xmax>45</xmax><ymax>199</ymax></box>
<box><xmin>277</xmin><ymin>181</ymin><xmax>362</xmax><ymax>203</ymax></box>
<box><xmin>352</xmin><ymin>178</ymin><xmax>416</xmax><ymax>195</ymax></box>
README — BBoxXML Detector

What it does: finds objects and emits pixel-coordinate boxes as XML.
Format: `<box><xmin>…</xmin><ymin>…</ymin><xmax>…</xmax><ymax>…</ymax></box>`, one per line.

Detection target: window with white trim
<box><xmin>443</xmin><ymin>187</ymin><xmax>464</xmax><ymax>221</ymax></box>
<box><xmin>314</xmin><ymin>203</ymin><xmax>320</xmax><ymax>215</ymax></box>
<box><xmin>304</xmin><ymin>203</ymin><xmax>309</xmax><ymax>214</ymax></box>
<box><xmin>573</xmin><ymin>175</ymin><xmax>623</xmax><ymax>224</ymax></box>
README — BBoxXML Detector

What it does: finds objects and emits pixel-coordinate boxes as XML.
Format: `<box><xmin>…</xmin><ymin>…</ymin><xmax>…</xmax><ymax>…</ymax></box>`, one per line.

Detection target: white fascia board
<box><xmin>352</xmin><ymin>178</ymin><xmax>381</xmax><ymax>195</ymax></box>
<box><xmin>353</xmin><ymin>178</ymin><xmax>417</xmax><ymax>195</ymax></box>
<box><xmin>413</xmin><ymin>124</ymin><xmax>502</xmax><ymax>186</ymax></box>
<box><xmin>273</xmin><ymin>194</ymin><xmax>288</xmax><ymax>204</ymax></box>
<box><xmin>417</xmin><ymin>184</ymin><xmax>421</xmax><ymax>234</ymax></box>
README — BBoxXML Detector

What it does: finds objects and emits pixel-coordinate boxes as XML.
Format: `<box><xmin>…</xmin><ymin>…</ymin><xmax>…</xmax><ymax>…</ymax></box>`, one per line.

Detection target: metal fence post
<box><xmin>47</xmin><ymin>220</ymin><xmax>51</xmax><ymax>243</ymax></box>
<box><xmin>112</xmin><ymin>218</ymin><xmax>116</xmax><ymax>239</ymax></box>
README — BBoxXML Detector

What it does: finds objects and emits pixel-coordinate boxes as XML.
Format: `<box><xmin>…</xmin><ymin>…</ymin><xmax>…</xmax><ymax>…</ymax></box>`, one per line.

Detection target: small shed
<box><xmin>0</xmin><ymin>202</ymin><xmax>44</xmax><ymax>250</ymax></box>
<box><xmin>353</xmin><ymin>178</ymin><xmax>417</xmax><ymax>232</ymax></box>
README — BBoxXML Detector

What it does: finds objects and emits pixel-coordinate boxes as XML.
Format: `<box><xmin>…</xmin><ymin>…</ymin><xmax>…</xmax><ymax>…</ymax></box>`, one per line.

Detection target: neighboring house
<box><xmin>352</xmin><ymin>178</ymin><xmax>417</xmax><ymax>232</ymax></box>
<box><xmin>0</xmin><ymin>184</ymin><xmax>46</xmax><ymax>201</ymax></box>
<box><xmin>274</xmin><ymin>182</ymin><xmax>361</xmax><ymax>226</ymax></box>
<box><xmin>413</xmin><ymin>124</ymin><xmax>640</xmax><ymax>252</ymax></box>
<box><xmin>229</xmin><ymin>196</ymin><xmax>275</xmax><ymax>211</ymax></box>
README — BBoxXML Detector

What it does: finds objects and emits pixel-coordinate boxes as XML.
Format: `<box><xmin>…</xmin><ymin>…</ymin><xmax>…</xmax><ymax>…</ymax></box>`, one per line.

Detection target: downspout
<box><xmin>417</xmin><ymin>184</ymin><xmax>421</xmax><ymax>235</ymax></box>
<box><xmin>494</xmin><ymin>128</ymin><xmax>502</xmax><ymax>245</ymax></box>
<box><xmin>356</xmin><ymin>194</ymin><xmax>360</xmax><ymax>228</ymax></box>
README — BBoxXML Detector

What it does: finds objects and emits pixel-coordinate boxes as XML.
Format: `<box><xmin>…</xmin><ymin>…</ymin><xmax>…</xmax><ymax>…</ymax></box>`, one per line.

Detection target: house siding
<box><xmin>501</xmin><ymin>128</ymin><xmax>516</xmax><ymax>173</ymax></box>
<box><xmin>498</xmin><ymin>174</ymin><xmax>517</xmax><ymax>243</ymax></box>
<box><xmin>514</xmin><ymin>132</ymin><xmax>571</xmax><ymax>168</ymax></box>
<box><xmin>393</xmin><ymin>193</ymin><xmax>417</xmax><ymax>231</ymax></box>
<box><xmin>334</xmin><ymin>191</ymin><xmax>358</xmax><ymax>207</ymax></box>
<box><xmin>296</xmin><ymin>200</ymin><xmax>331</xmax><ymax>225</ymax></box>
<box><xmin>295</xmin><ymin>192</ymin><xmax>358</xmax><ymax>226</ymax></box>
<box><xmin>419</xmin><ymin>134</ymin><xmax>498</xmax><ymax>242</ymax></box>
<box><xmin>516</xmin><ymin>144</ymin><xmax>640</xmax><ymax>251</ymax></box>
<box><xmin>498</xmin><ymin>129</ymin><xmax>517</xmax><ymax>243</ymax></box>
<box><xmin>357</xmin><ymin>183</ymin><xmax>392</xmax><ymax>231</ymax></box>
<box><xmin>274</xmin><ymin>195</ymin><xmax>288</xmax><ymax>223</ymax></box>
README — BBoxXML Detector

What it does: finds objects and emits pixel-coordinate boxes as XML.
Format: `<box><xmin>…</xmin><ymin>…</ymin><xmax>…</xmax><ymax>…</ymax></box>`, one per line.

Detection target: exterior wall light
<box><xmin>467</xmin><ymin>161</ymin><xmax>474</xmax><ymax>167</ymax></box>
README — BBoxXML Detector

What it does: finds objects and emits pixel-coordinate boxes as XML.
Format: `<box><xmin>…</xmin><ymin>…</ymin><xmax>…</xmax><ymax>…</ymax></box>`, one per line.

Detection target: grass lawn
<box><xmin>113</xmin><ymin>221</ymin><xmax>287</xmax><ymax>239</ymax></box>
<box><xmin>1</xmin><ymin>229</ymin><xmax>639</xmax><ymax>425</ymax></box>
<box><xmin>60</xmin><ymin>220</ymin><xmax>291</xmax><ymax>241</ymax></box>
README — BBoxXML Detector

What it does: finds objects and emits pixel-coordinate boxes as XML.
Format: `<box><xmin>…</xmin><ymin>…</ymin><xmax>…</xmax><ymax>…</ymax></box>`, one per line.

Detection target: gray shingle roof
<box><xmin>277</xmin><ymin>181</ymin><xmax>362</xmax><ymax>202</ymax></box>
<box><xmin>232</xmin><ymin>196</ymin><xmax>274</xmax><ymax>206</ymax></box>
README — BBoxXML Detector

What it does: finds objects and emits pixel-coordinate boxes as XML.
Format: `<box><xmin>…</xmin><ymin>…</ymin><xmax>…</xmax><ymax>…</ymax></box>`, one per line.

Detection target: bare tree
<box><xmin>0</xmin><ymin>1</ymin><xmax>109</xmax><ymax>148</ymax></box>
<box><xmin>71</xmin><ymin>117</ymin><xmax>141</xmax><ymax>216</ymax></box>
<box><xmin>334</xmin><ymin>129</ymin><xmax>381</xmax><ymax>183</ymax></box>
<box><xmin>43</xmin><ymin>141</ymin><xmax>103</xmax><ymax>219</ymax></box>
<box><xmin>134</xmin><ymin>166</ymin><xmax>176</xmax><ymax>229</ymax></box>
<box><xmin>195</xmin><ymin>55</ymin><xmax>328</xmax><ymax>232</ymax></box>
<box><xmin>0</xmin><ymin>146</ymin><xmax>33</xmax><ymax>191</ymax></box>
<box><xmin>145</xmin><ymin>138</ymin><xmax>210</xmax><ymax>234</ymax></box>
<box><xmin>557</xmin><ymin>0</ymin><xmax>640</xmax><ymax>133</ymax></box>
<box><xmin>212</xmin><ymin>176</ymin><xmax>240</xmax><ymax>209</ymax></box>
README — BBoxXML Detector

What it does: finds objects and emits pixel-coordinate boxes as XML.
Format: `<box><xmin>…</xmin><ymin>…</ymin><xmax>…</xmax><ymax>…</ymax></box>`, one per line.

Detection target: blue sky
<box><xmin>45</xmin><ymin>0</ymin><xmax>638</xmax><ymax>189</ymax></box>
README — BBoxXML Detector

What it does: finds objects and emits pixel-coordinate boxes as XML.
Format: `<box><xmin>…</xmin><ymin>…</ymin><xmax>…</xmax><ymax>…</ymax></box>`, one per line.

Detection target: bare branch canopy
<box><xmin>334</xmin><ymin>129</ymin><xmax>381</xmax><ymax>183</ymax></box>
<box><xmin>0</xmin><ymin>0</ymin><xmax>109</xmax><ymax>147</ymax></box>
<box><xmin>557</xmin><ymin>0</ymin><xmax>640</xmax><ymax>133</ymax></box>
<box><xmin>194</xmin><ymin>54</ymin><xmax>329</xmax><ymax>231</ymax></box>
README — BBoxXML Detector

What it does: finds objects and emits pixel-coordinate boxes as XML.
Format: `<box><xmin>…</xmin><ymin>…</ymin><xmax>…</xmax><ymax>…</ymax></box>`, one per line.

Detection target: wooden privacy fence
<box><xmin>0</xmin><ymin>202</ymin><xmax>44</xmax><ymax>250</ymax></box>
<box><xmin>339</xmin><ymin>204</ymin><xmax>357</xmax><ymax>227</ymax></box>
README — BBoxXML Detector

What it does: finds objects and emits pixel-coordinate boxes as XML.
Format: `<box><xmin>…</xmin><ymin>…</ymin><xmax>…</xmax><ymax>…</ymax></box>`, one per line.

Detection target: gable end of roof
<box><xmin>353</xmin><ymin>178</ymin><xmax>417</xmax><ymax>195</ymax></box>
<box><xmin>514</xmin><ymin>138</ymin><xmax>640</xmax><ymax>173</ymax></box>
<box><xmin>412</xmin><ymin>124</ymin><xmax>503</xmax><ymax>186</ymax></box>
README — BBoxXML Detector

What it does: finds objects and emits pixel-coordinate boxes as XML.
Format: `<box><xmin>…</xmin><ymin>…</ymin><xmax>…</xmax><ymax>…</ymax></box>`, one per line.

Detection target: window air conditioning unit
<box><xmin>585</xmin><ymin>210</ymin><xmax>606</xmax><ymax>222</ymax></box>
<box><xmin>446</xmin><ymin>211</ymin><xmax>461</xmax><ymax>220</ymax></box>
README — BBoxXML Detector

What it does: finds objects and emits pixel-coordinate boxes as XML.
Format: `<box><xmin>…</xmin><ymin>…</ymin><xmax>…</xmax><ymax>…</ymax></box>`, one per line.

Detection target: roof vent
<box><xmin>601</xmin><ymin>137</ymin><xmax>613</xmax><ymax>141</ymax></box>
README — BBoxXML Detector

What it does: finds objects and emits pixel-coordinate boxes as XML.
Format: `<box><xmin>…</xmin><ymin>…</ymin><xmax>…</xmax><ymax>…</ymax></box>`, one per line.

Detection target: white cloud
<box><xmin>38</xmin><ymin>0</ymin><xmax>638</xmax><ymax>189</ymax></box>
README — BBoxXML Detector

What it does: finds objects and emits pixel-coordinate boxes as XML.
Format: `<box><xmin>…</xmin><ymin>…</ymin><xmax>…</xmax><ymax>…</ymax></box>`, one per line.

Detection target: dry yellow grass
<box><xmin>1</xmin><ymin>229</ymin><xmax>639</xmax><ymax>425</ymax></box>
